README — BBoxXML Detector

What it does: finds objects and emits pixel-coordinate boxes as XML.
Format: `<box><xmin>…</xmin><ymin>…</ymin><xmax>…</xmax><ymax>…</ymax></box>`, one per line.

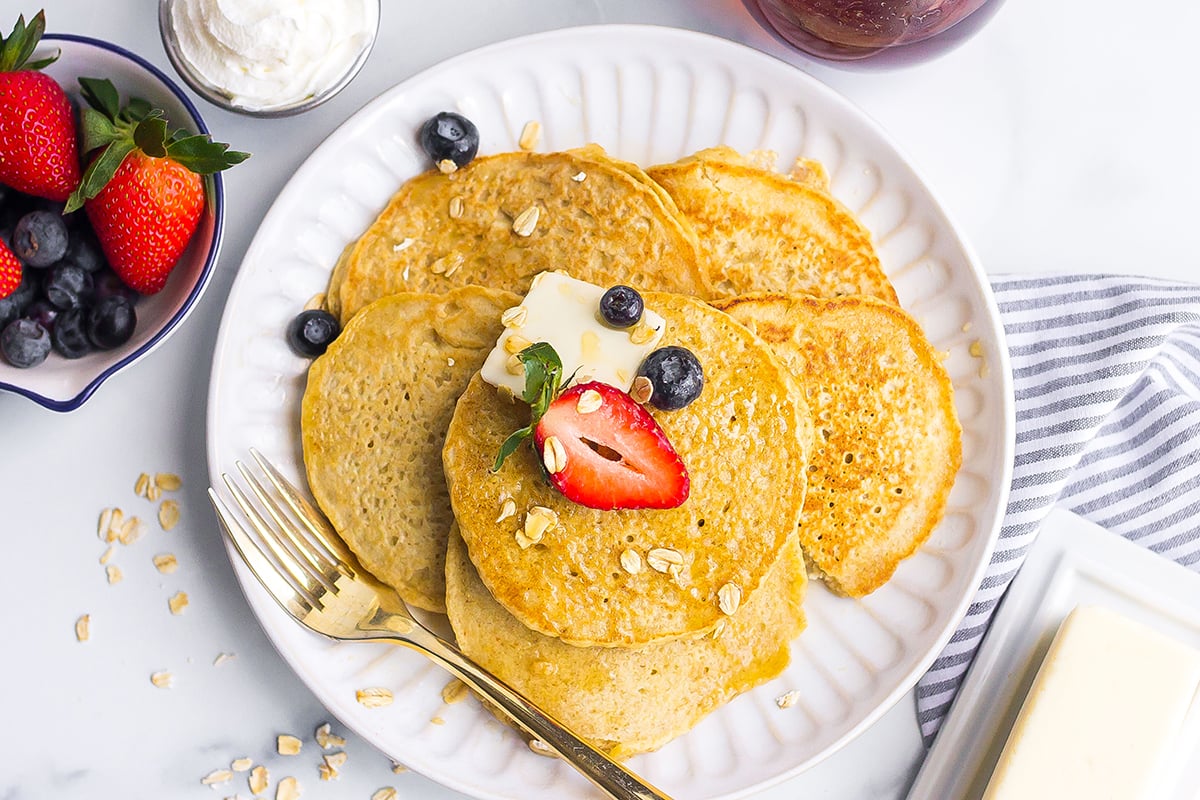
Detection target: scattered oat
<box><xmin>518</xmin><ymin>506</ymin><xmax>558</xmax><ymax>548</ymax></box>
<box><xmin>135</xmin><ymin>472</ymin><xmax>151</xmax><ymax>498</ymax></box>
<box><xmin>496</xmin><ymin>497</ymin><xmax>517</xmax><ymax>523</ymax></box>
<box><xmin>277</xmin><ymin>734</ymin><xmax>303</xmax><ymax>755</ymax></box>
<box><xmin>201</xmin><ymin>769</ymin><xmax>233</xmax><ymax>786</ymax></box>
<box><xmin>276</xmin><ymin>776</ymin><xmax>300</xmax><ymax>800</ymax></box>
<box><xmin>401</xmin><ymin>264</ymin><xmax>410</xmax><ymax>281</ymax></box>
<box><xmin>319</xmin><ymin>751</ymin><xmax>347</xmax><ymax>781</ymax></box>
<box><xmin>159</xmin><ymin>499</ymin><xmax>180</xmax><ymax>531</ymax></box>
<box><xmin>168</xmin><ymin>591</ymin><xmax>189</xmax><ymax>615</ymax></box>
<box><xmin>153</xmin><ymin>553</ymin><xmax>178</xmax><ymax>574</ymax></box>
<box><xmin>147</xmin><ymin>482</ymin><xmax>162</xmax><ymax>502</ymax></box>
<box><xmin>99</xmin><ymin>546</ymin><xmax>114</xmax><ymax>565</ymax></box>
<box><xmin>213</xmin><ymin>652</ymin><xmax>236</xmax><ymax>667</ymax></box>
<box><xmin>629</xmin><ymin>321</ymin><xmax>658</xmax><ymax>345</ymax></box>
<box><xmin>531</xmin><ymin>660</ymin><xmax>557</xmax><ymax>677</ymax></box>
<box><xmin>392</xmin><ymin>237</ymin><xmax>415</xmax><ymax>253</ymax></box>
<box><xmin>630</xmin><ymin>375</ymin><xmax>653</xmax><ymax>405</ymax></box>
<box><xmin>447</xmin><ymin>357</ymin><xmax>455</xmax><ymax>366</ymax></box>
<box><xmin>105</xmin><ymin>564</ymin><xmax>123</xmax><ymax>585</ymax></box>
<box><xmin>504</xmin><ymin>333</ymin><xmax>532</xmax><ymax>354</ymax></box>
<box><xmin>775</xmin><ymin>690</ymin><xmax>801</xmax><ymax>709</ymax></box>
<box><xmin>619</xmin><ymin>548</ymin><xmax>642</xmax><ymax>575</ymax></box>
<box><xmin>390</xmin><ymin>763</ymin><xmax>408</xmax><ymax>774</ymax></box>
<box><xmin>75</xmin><ymin>614</ymin><xmax>90</xmax><ymax>642</ymax></box>
<box><xmin>117</xmin><ymin>515</ymin><xmax>146</xmax><ymax>546</ymax></box>
<box><xmin>429</xmin><ymin>252</ymin><xmax>464</xmax><ymax>277</ymax></box>
<box><xmin>304</xmin><ymin>292</ymin><xmax>325</xmax><ymax>312</ymax></box>
<box><xmin>448</xmin><ymin>196</ymin><xmax>465</xmax><ymax>219</ymax></box>
<box><xmin>372</xmin><ymin>789</ymin><xmax>398</xmax><ymax>800</ymax></box>
<box><xmin>570</xmin><ymin>171</ymin><xmax>587</xmax><ymax>182</ymax></box>
<box><xmin>542</xmin><ymin>435</ymin><xmax>567</xmax><ymax>474</ymax></box>
<box><xmin>969</xmin><ymin>339</ymin><xmax>984</xmax><ymax>358</ymax></box>
<box><xmin>249</xmin><ymin>765</ymin><xmax>269</xmax><ymax>795</ymax></box>
<box><xmin>231</xmin><ymin>757</ymin><xmax>253</xmax><ymax>773</ymax></box>
<box><xmin>646</xmin><ymin>547</ymin><xmax>683</xmax><ymax>573</ymax></box>
<box><xmin>150</xmin><ymin>671</ymin><xmax>173</xmax><ymax>689</ymax></box>
<box><xmin>505</xmin><ymin>353</ymin><xmax>524</xmax><ymax>375</ymax></box>
<box><xmin>717</xmin><ymin>583</ymin><xmax>742</xmax><ymax>615</ymax></box>
<box><xmin>961</xmin><ymin>321</ymin><xmax>973</xmax><ymax>333</ymax></box>
<box><xmin>708</xmin><ymin>618</ymin><xmax>727</xmax><ymax>639</ymax></box>
<box><xmin>441</xmin><ymin>678</ymin><xmax>469</xmax><ymax>705</ymax></box>
<box><xmin>430</xmin><ymin>716</ymin><xmax>445</xmax><ymax>726</ymax></box>
<box><xmin>437</xmin><ymin>158</ymin><xmax>457</xmax><ymax>174</ymax></box>
<box><xmin>356</xmin><ymin>687</ymin><xmax>394</xmax><ymax>708</ymax></box>
<box><xmin>501</xmin><ymin>305</ymin><xmax>528</xmax><ymax>328</ymax></box>
<box><xmin>156</xmin><ymin>472</ymin><xmax>182</xmax><ymax>491</ymax></box>
<box><xmin>511</xmin><ymin>205</ymin><xmax>540</xmax><ymax>237</ymax></box>
<box><xmin>518</xmin><ymin>120</ymin><xmax>542</xmax><ymax>151</ymax></box>
<box><xmin>314</xmin><ymin>723</ymin><xmax>345</xmax><ymax>750</ymax></box>
<box><xmin>98</xmin><ymin>507</ymin><xmax>115</xmax><ymax>542</ymax></box>
<box><xmin>528</xmin><ymin>739</ymin><xmax>557</xmax><ymax>757</ymax></box>
<box><xmin>575</xmin><ymin>388</ymin><xmax>603</xmax><ymax>414</ymax></box>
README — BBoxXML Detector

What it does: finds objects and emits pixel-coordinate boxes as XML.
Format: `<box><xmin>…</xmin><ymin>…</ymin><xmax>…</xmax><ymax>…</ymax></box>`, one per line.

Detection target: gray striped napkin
<box><xmin>916</xmin><ymin>273</ymin><xmax>1200</xmax><ymax>745</ymax></box>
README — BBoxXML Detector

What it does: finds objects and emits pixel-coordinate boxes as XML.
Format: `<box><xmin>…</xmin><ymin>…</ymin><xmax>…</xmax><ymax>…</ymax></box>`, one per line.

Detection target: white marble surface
<box><xmin>3</xmin><ymin>1</ymin><xmax>1198</xmax><ymax>798</ymax></box>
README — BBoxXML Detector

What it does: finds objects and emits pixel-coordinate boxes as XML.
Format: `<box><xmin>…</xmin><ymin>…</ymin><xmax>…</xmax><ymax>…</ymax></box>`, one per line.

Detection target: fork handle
<box><xmin>398</xmin><ymin>628</ymin><xmax>673</xmax><ymax>800</ymax></box>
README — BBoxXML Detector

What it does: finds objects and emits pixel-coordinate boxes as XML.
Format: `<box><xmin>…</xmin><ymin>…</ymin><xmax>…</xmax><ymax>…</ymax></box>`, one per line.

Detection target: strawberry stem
<box><xmin>492</xmin><ymin>342</ymin><xmax>565</xmax><ymax>472</ymax></box>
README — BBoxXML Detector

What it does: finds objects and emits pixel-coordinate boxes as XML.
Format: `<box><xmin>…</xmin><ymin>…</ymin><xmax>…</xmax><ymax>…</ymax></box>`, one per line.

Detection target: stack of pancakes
<box><xmin>300</xmin><ymin>144</ymin><xmax>961</xmax><ymax>756</ymax></box>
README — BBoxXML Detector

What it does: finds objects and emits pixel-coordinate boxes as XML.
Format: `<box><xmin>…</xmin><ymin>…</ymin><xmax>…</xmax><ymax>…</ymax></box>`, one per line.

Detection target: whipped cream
<box><xmin>169</xmin><ymin>0</ymin><xmax>377</xmax><ymax>109</ymax></box>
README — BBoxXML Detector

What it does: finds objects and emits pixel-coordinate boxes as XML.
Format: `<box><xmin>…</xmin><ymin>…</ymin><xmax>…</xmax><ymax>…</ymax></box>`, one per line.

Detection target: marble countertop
<box><xmin>4</xmin><ymin>1</ymin><xmax>1198</xmax><ymax>798</ymax></box>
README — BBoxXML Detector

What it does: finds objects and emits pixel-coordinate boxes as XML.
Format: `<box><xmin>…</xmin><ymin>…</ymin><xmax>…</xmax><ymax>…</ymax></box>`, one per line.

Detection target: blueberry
<box><xmin>1</xmin><ymin>318</ymin><xmax>51</xmax><ymax>368</ymax></box>
<box><xmin>0</xmin><ymin>272</ymin><xmax>37</xmax><ymax>329</ymax></box>
<box><xmin>87</xmin><ymin>295</ymin><xmax>137</xmax><ymax>349</ymax></box>
<box><xmin>63</xmin><ymin>229</ymin><xmax>106</xmax><ymax>272</ymax></box>
<box><xmin>23</xmin><ymin>299</ymin><xmax>59</xmax><ymax>331</ymax></box>
<box><xmin>637</xmin><ymin>346</ymin><xmax>704</xmax><ymax>411</ymax></box>
<box><xmin>419</xmin><ymin>112</ymin><xmax>480</xmax><ymax>170</ymax></box>
<box><xmin>45</xmin><ymin>263</ymin><xmax>94</xmax><ymax>310</ymax></box>
<box><xmin>50</xmin><ymin>307</ymin><xmax>92</xmax><ymax>359</ymax></box>
<box><xmin>93</xmin><ymin>268</ymin><xmax>139</xmax><ymax>303</ymax></box>
<box><xmin>599</xmin><ymin>285</ymin><xmax>644</xmax><ymax>329</ymax></box>
<box><xmin>286</xmin><ymin>309</ymin><xmax>340</xmax><ymax>357</ymax></box>
<box><xmin>12</xmin><ymin>210</ymin><xmax>69</xmax><ymax>267</ymax></box>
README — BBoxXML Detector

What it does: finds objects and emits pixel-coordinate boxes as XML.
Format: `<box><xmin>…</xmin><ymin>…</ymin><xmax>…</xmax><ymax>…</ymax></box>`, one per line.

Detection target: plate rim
<box><xmin>205</xmin><ymin>22</ymin><xmax>1015</xmax><ymax>799</ymax></box>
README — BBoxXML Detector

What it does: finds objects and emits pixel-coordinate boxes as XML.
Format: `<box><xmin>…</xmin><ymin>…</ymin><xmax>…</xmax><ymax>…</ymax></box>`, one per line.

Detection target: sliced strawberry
<box><xmin>0</xmin><ymin>237</ymin><xmax>21</xmax><ymax>299</ymax></box>
<box><xmin>533</xmin><ymin>381</ymin><xmax>689</xmax><ymax>510</ymax></box>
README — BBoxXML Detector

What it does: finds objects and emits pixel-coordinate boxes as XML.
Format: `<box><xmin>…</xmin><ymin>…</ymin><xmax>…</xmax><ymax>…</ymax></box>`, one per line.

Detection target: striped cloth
<box><xmin>916</xmin><ymin>274</ymin><xmax>1200</xmax><ymax>744</ymax></box>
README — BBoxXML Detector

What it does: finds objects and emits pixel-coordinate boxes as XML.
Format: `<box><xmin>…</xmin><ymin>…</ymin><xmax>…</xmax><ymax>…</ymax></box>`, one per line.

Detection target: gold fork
<box><xmin>208</xmin><ymin>449</ymin><xmax>671</xmax><ymax>800</ymax></box>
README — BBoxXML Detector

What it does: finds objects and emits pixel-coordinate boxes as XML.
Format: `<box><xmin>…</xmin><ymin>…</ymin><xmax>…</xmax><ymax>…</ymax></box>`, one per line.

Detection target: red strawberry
<box><xmin>0</xmin><ymin>12</ymin><xmax>80</xmax><ymax>201</ymax></box>
<box><xmin>533</xmin><ymin>381</ymin><xmax>690</xmax><ymax>510</ymax></box>
<box><xmin>0</xmin><ymin>237</ymin><xmax>22</xmax><ymax>299</ymax></box>
<box><xmin>64</xmin><ymin>78</ymin><xmax>247</xmax><ymax>294</ymax></box>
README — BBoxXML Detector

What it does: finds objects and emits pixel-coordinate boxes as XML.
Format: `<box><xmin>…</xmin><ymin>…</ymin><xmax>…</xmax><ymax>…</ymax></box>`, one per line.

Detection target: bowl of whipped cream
<box><xmin>158</xmin><ymin>0</ymin><xmax>380</xmax><ymax>117</ymax></box>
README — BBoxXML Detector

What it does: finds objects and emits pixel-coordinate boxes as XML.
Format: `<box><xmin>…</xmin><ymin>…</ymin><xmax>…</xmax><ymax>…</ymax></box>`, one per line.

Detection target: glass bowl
<box><xmin>158</xmin><ymin>0</ymin><xmax>380</xmax><ymax>118</ymax></box>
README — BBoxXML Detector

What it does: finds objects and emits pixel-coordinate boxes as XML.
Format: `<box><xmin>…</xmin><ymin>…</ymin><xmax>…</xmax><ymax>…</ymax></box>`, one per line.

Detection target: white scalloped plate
<box><xmin>206</xmin><ymin>25</ymin><xmax>1014</xmax><ymax>800</ymax></box>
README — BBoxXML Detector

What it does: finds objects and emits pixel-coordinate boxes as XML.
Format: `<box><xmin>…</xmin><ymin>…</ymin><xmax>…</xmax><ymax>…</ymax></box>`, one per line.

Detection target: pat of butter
<box><xmin>983</xmin><ymin>605</ymin><xmax>1200</xmax><ymax>800</ymax></box>
<box><xmin>480</xmin><ymin>271</ymin><xmax>664</xmax><ymax>395</ymax></box>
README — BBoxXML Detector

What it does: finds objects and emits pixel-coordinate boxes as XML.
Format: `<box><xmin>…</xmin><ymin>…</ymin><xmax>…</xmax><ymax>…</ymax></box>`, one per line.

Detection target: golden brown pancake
<box><xmin>647</xmin><ymin>148</ymin><xmax>896</xmax><ymax>303</ymax></box>
<box><xmin>442</xmin><ymin>292</ymin><xmax>811</xmax><ymax>647</ymax></box>
<box><xmin>330</xmin><ymin>148</ymin><xmax>710</xmax><ymax>322</ymax></box>
<box><xmin>445</xmin><ymin>528</ymin><xmax>807</xmax><ymax>757</ymax></box>
<box><xmin>716</xmin><ymin>293</ymin><xmax>961</xmax><ymax>596</ymax></box>
<box><xmin>301</xmin><ymin>286</ymin><xmax>519</xmax><ymax>612</ymax></box>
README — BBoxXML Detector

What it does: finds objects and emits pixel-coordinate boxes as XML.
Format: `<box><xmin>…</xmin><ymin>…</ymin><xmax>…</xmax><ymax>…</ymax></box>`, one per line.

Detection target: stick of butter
<box><xmin>480</xmin><ymin>271</ymin><xmax>664</xmax><ymax>395</ymax></box>
<box><xmin>984</xmin><ymin>604</ymin><xmax>1200</xmax><ymax>799</ymax></box>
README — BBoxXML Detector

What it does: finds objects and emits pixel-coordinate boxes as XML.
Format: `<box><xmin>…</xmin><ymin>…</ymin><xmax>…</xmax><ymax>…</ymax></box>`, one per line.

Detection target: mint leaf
<box><xmin>491</xmin><ymin>342</ymin><xmax>565</xmax><ymax>472</ymax></box>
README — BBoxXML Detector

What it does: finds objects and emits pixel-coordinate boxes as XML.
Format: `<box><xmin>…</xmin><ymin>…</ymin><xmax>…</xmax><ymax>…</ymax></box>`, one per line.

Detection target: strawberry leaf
<box><xmin>78</xmin><ymin>76</ymin><xmax>121</xmax><ymax>119</ymax></box>
<box><xmin>0</xmin><ymin>11</ymin><xmax>54</xmax><ymax>73</ymax></box>
<box><xmin>492</xmin><ymin>342</ymin><xmax>565</xmax><ymax>472</ymax></box>
<box><xmin>79</xmin><ymin>107</ymin><xmax>119</xmax><ymax>154</ymax></box>
<box><xmin>64</xmin><ymin>138</ymin><xmax>135</xmax><ymax>213</ymax></box>
<box><xmin>124</xmin><ymin>96</ymin><xmax>153</xmax><ymax>123</ymax></box>
<box><xmin>134</xmin><ymin>116</ymin><xmax>168</xmax><ymax>157</ymax></box>
<box><xmin>165</xmin><ymin>135</ymin><xmax>251</xmax><ymax>174</ymax></box>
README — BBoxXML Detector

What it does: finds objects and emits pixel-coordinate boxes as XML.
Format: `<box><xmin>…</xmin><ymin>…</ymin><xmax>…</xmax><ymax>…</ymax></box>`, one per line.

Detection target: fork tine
<box><xmin>220</xmin><ymin>471</ymin><xmax>328</xmax><ymax>606</ymax></box>
<box><xmin>249</xmin><ymin>448</ymin><xmax>357</xmax><ymax>571</ymax></box>
<box><xmin>208</xmin><ymin>487</ymin><xmax>321</xmax><ymax>614</ymax></box>
<box><xmin>235</xmin><ymin>460</ymin><xmax>338</xmax><ymax>593</ymax></box>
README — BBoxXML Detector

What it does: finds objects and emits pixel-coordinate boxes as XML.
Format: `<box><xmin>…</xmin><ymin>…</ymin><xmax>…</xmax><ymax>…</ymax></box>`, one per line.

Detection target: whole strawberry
<box><xmin>0</xmin><ymin>11</ymin><xmax>80</xmax><ymax>201</ymax></box>
<box><xmin>65</xmin><ymin>78</ymin><xmax>247</xmax><ymax>294</ymax></box>
<box><xmin>0</xmin><ymin>238</ymin><xmax>22</xmax><ymax>300</ymax></box>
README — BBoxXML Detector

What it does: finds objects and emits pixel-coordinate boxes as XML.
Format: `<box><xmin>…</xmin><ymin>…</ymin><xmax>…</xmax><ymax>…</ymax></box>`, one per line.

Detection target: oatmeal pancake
<box><xmin>301</xmin><ymin>286</ymin><xmax>518</xmax><ymax>612</ymax></box>
<box><xmin>445</xmin><ymin>528</ymin><xmax>807</xmax><ymax>758</ymax></box>
<box><xmin>442</xmin><ymin>292</ymin><xmax>812</xmax><ymax>647</ymax></box>
<box><xmin>330</xmin><ymin>148</ymin><xmax>710</xmax><ymax>323</ymax></box>
<box><xmin>717</xmin><ymin>293</ymin><xmax>961</xmax><ymax>597</ymax></box>
<box><xmin>647</xmin><ymin>149</ymin><xmax>896</xmax><ymax>302</ymax></box>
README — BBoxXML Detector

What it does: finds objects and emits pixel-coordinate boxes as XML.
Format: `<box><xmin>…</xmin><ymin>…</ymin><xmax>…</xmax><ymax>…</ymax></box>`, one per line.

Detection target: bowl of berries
<box><xmin>0</xmin><ymin>11</ymin><xmax>246</xmax><ymax>411</ymax></box>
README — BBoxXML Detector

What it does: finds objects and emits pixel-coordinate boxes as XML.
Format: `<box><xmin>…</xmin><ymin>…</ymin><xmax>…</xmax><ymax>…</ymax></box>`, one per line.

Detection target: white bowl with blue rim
<box><xmin>0</xmin><ymin>34</ymin><xmax>224</xmax><ymax>412</ymax></box>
